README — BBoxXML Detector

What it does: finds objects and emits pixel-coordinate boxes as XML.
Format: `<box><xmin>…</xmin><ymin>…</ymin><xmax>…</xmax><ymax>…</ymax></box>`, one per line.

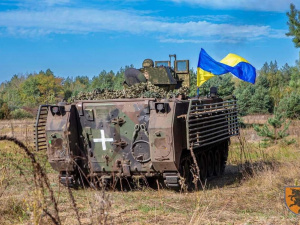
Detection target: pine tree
<box><xmin>286</xmin><ymin>3</ymin><xmax>300</xmax><ymax>48</ymax></box>
<box><xmin>188</xmin><ymin>69</ymin><xmax>197</xmax><ymax>97</ymax></box>
<box><xmin>234</xmin><ymin>82</ymin><xmax>254</xmax><ymax>116</ymax></box>
<box><xmin>199</xmin><ymin>73</ymin><xmax>235</xmax><ymax>97</ymax></box>
<box><xmin>253</xmin><ymin>112</ymin><xmax>291</xmax><ymax>145</ymax></box>
<box><xmin>249</xmin><ymin>86</ymin><xmax>272</xmax><ymax>114</ymax></box>
<box><xmin>278</xmin><ymin>91</ymin><xmax>300</xmax><ymax>119</ymax></box>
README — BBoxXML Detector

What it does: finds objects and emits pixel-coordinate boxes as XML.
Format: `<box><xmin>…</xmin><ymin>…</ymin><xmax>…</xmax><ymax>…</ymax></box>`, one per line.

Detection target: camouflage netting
<box><xmin>72</xmin><ymin>82</ymin><xmax>189</xmax><ymax>101</ymax></box>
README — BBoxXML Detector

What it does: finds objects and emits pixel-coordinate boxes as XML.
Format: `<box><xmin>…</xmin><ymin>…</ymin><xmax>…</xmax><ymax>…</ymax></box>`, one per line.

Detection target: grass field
<box><xmin>0</xmin><ymin>116</ymin><xmax>299</xmax><ymax>224</ymax></box>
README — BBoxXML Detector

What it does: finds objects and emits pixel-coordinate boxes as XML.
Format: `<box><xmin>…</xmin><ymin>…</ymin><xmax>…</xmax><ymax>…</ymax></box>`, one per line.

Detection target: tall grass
<box><xmin>0</xmin><ymin>119</ymin><xmax>299</xmax><ymax>224</ymax></box>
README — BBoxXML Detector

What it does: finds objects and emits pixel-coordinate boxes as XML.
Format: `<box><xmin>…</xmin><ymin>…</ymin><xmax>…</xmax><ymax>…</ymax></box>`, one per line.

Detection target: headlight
<box><xmin>155</xmin><ymin>102</ymin><xmax>168</xmax><ymax>113</ymax></box>
<box><xmin>51</xmin><ymin>106</ymin><xmax>59</xmax><ymax>114</ymax></box>
<box><xmin>156</xmin><ymin>103</ymin><xmax>164</xmax><ymax>111</ymax></box>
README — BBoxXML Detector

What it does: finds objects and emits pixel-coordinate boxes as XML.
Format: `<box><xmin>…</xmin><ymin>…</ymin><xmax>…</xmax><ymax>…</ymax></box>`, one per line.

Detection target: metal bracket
<box><xmin>112</xmin><ymin>140</ymin><xmax>128</xmax><ymax>148</ymax></box>
<box><xmin>111</xmin><ymin>117</ymin><xmax>126</xmax><ymax>126</ymax></box>
<box><xmin>163</xmin><ymin>172</ymin><xmax>180</xmax><ymax>188</ymax></box>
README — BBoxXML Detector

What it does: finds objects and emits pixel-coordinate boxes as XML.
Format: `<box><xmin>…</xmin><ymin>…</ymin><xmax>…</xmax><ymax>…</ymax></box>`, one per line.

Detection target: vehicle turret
<box><xmin>124</xmin><ymin>54</ymin><xmax>190</xmax><ymax>91</ymax></box>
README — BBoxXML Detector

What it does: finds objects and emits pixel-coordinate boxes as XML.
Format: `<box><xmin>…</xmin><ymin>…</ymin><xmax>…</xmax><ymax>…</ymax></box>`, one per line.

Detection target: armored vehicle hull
<box><xmin>35</xmin><ymin>95</ymin><xmax>238</xmax><ymax>189</ymax></box>
<box><xmin>34</xmin><ymin>54</ymin><xmax>239</xmax><ymax>189</ymax></box>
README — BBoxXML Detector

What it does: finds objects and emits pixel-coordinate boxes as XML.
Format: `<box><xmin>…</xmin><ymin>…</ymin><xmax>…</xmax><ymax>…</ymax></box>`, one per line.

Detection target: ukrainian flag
<box><xmin>197</xmin><ymin>48</ymin><xmax>256</xmax><ymax>87</ymax></box>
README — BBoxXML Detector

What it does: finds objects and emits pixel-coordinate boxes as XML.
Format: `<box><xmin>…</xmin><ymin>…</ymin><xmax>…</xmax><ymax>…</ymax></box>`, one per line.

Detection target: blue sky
<box><xmin>0</xmin><ymin>0</ymin><xmax>300</xmax><ymax>83</ymax></box>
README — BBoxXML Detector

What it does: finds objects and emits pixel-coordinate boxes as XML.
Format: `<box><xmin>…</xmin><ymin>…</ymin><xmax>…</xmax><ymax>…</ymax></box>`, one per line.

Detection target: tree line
<box><xmin>0</xmin><ymin>60</ymin><xmax>299</xmax><ymax>119</ymax></box>
<box><xmin>0</xmin><ymin>66</ymin><xmax>131</xmax><ymax>119</ymax></box>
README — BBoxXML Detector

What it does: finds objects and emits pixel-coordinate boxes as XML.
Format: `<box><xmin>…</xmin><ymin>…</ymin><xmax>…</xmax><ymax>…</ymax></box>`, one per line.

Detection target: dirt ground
<box><xmin>0</xmin><ymin>117</ymin><xmax>300</xmax><ymax>224</ymax></box>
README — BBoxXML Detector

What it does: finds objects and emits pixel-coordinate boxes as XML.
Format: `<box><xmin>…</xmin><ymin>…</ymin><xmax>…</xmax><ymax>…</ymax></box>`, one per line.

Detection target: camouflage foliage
<box><xmin>72</xmin><ymin>82</ymin><xmax>189</xmax><ymax>101</ymax></box>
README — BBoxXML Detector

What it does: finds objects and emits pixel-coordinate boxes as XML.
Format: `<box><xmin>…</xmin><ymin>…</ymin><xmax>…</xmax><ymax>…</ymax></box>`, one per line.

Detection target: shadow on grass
<box><xmin>206</xmin><ymin>160</ymin><xmax>280</xmax><ymax>190</ymax></box>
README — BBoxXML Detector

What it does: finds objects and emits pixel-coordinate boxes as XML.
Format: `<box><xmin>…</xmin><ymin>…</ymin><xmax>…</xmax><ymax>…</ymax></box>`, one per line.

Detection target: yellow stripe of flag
<box><xmin>220</xmin><ymin>53</ymin><xmax>249</xmax><ymax>67</ymax></box>
<box><xmin>197</xmin><ymin>67</ymin><xmax>215</xmax><ymax>87</ymax></box>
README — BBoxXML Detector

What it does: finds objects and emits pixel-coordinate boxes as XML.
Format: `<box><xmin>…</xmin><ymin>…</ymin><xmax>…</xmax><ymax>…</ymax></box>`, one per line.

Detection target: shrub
<box><xmin>0</xmin><ymin>102</ymin><xmax>11</xmax><ymax>119</ymax></box>
<box><xmin>11</xmin><ymin>109</ymin><xmax>34</xmax><ymax>119</ymax></box>
<box><xmin>253</xmin><ymin>112</ymin><xmax>291</xmax><ymax>146</ymax></box>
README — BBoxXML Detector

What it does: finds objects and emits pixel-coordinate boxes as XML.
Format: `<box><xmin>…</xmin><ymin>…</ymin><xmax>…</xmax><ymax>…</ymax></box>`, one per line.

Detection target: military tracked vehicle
<box><xmin>34</xmin><ymin>54</ymin><xmax>239</xmax><ymax>190</ymax></box>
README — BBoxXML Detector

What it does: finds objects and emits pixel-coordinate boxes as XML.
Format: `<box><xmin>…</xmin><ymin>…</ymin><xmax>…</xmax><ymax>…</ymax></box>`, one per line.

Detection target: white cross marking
<box><xmin>93</xmin><ymin>129</ymin><xmax>114</xmax><ymax>150</ymax></box>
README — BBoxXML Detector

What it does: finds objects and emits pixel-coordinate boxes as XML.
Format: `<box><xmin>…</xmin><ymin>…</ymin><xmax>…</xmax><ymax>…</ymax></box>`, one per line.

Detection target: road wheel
<box><xmin>198</xmin><ymin>152</ymin><xmax>207</xmax><ymax>181</ymax></box>
<box><xmin>207</xmin><ymin>151</ymin><xmax>214</xmax><ymax>177</ymax></box>
<box><xmin>220</xmin><ymin>141</ymin><xmax>229</xmax><ymax>175</ymax></box>
<box><xmin>214</xmin><ymin>150</ymin><xmax>221</xmax><ymax>176</ymax></box>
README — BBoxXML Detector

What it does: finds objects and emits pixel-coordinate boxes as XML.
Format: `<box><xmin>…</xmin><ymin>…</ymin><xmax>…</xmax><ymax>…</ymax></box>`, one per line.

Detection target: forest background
<box><xmin>0</xmin><ymin>60</ymin><xmax>299</xmax><ymax>120</ymax></box>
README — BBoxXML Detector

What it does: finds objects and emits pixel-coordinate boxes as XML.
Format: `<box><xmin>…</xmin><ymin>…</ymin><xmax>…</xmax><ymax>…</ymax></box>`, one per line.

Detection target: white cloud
<box><xmin>165</xmin><ymin>14</ymin><xmax>235</xmax><ymax>23</ymax></box>
<box><xmin>0</xmin><ymin>8</ymin><xmax>286</xmax><ymax>42</ymax></box>
<box><xmin>169</xmin><ymin>0</ymin><xmax>299</xmax><ymax>12</ymax></box>
<box><xmin>44</xmin><ymin>0</ymin><xmax>70</xmax><ymax>6</ymax></box>
<box><xmin>160</xmin><ymin>38</ymin><xmax>246</xmax><ymax>44</ymax></box>
<box><xmin>9</xmin><ymin>0</ymin><xmax>71</xmax><ymax>8</ymax></box>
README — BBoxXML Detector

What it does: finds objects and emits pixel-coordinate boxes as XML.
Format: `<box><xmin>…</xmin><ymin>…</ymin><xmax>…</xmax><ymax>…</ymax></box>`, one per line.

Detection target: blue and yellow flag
<box><xmin>197</xmin><ymin>48</ymin><xmax>256</xmax><ymax>86</ymax></box>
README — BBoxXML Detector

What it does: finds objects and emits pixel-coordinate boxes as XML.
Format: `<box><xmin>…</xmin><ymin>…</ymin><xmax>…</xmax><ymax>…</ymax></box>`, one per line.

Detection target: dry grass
<box><xmin>0</xmin><ymin>119</ymin><xmax>34</xmax><ymax>144</ymax></box>
<box><xmin>0</xmin><ymin>119</ymin><xmax>300</xmax><ymax>224</ymax></box>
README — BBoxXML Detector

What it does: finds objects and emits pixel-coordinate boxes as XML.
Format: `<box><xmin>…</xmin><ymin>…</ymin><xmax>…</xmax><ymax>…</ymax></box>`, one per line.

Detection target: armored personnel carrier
<box><xmin>34</xmin><ymin>54</ymin><xmax>239</xmax><ymax>189</ymax></box>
